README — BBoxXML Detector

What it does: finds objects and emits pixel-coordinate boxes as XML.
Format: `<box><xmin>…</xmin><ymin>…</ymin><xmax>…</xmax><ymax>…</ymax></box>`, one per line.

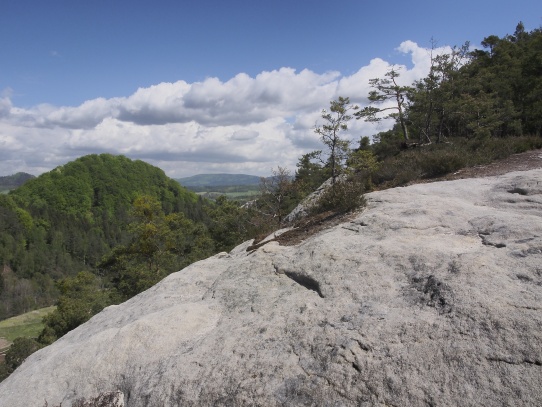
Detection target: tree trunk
<box><xmin>396</xmin><ymin>94</ymin><xmax>409</xmax><ymax>141</ymax></box>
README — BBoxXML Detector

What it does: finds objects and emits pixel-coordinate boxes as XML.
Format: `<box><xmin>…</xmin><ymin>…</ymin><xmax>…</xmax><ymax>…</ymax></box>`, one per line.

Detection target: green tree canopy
<box><xmin>100</xmin><ymin>195</ymin><xmax>214</xmax><ymax>301</ymax></box>
<box><xmin>39</xmin><ymin>271</ymin><xmax>111</xmax><ymax>344</ymax></box>
<box><xmin>315</xmin><ymin>97</ymin><xmax>358</xmax><ymax>184</ymax></box>
<box><xmin>0</xmin><ymin>154</ymin><xmax>210</xmax><ymax>320</ymax></box>
<box><xmin>356</xmin><ymin>68</ymin><xmax>412</xmax><ymax>141</ymax></box>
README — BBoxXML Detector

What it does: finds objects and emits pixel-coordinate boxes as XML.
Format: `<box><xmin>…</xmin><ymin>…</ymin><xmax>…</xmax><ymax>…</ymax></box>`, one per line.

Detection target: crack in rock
<box><xmin>281</xmin><ymin>269</ymin><xmax>325</xmax><ymax>298</ymax></box>
<box><xmin>487</xmin><ymin>357</ymin><xmax>542</xmax><ymax>366</ymax></box>
<box><xmin>478</xmin><ymin>233</ymin><xmax>507</xmax><ymax>248</ymax></box>
<box><xmin>508</xmin><ymin>187</ymin><xmax>529</xmax><ymax>196</ymax></box>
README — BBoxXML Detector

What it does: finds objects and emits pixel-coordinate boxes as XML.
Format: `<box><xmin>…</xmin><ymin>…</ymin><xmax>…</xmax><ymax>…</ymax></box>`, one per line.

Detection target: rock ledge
<box><xmin>1</xmin><ymin>169</ymin><xmax>541</xmax><ymax>406</ymax></box>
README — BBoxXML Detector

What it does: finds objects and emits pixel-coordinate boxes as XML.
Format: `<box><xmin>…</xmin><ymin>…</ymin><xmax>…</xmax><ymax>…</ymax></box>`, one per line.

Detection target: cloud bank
<box><xmin>0</xmin><ymin>41</ymin><xmax>446</xmax><ymax>178</ymax></box>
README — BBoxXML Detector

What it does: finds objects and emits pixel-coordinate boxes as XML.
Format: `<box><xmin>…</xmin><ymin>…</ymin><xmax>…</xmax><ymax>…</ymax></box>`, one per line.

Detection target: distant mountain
<box><xmin>0</xmin><ymin>172</ymin><xmax>35</xmax><ymax>191</ymax></box>
<box><xmin>177</xmin><ymin>173</ymin><xmax>261</xmax><ymax>187</ymax></box>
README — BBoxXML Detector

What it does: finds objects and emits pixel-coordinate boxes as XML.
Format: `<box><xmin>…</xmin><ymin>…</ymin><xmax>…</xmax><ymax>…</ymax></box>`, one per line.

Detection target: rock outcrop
<box><xmin>1</xmin><ymin>169</ymin><xmax>541</xmax><ymax>406</ymax></box>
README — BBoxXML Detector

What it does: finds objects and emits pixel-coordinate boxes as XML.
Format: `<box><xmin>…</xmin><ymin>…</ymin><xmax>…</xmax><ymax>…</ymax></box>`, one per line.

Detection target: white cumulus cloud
<box><xmin>0</xmin><ymin>41</ymin><xmax>446</xmax><ymax>178</ymax></box>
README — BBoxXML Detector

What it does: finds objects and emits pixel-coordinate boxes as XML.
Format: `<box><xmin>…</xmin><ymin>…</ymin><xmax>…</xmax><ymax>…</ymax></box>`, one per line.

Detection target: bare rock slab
<box><xmin>1</xmin><ymin>169</ymin><xmax>541</xmax><ymax>406</ymax></box>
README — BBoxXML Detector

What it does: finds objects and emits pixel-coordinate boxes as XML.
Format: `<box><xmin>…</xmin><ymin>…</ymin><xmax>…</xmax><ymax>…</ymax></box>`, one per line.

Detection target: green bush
<box><xmin>311</xmin><ymin>177</ymin><xmax>366</xmax><ymax>214</ymax></box>
<box><xmin>372</xmin><ymin>156</ymin><xmax>420</xmax><ymax>187</ymax></box>
<box><xmin>419</xmin><ymin>149</ymin><xmax>466</xmax><ymax>178</ymax></box>
<box><xmin>370</xmin><ymin>135</ymin><xmax>542</xmax><ymax>187</ymax></box>
<box><xmin>5</xmin><ymin>337</ymin><xmax>42</xmax><ymax>371</ymax></box>
<box><xmin>0</xmin><ymin>361</ymin><xmax>10</xmax><ymax>381</ymax></box>
<box><xmin>465</xmin><ymin>136</ymin><xmax>542</xmax><ymax>164</ymax></box>
<box><xmin>0</xmin><ymin>336</ymin><xmax>43</xmax><ymax>382</ymax></box>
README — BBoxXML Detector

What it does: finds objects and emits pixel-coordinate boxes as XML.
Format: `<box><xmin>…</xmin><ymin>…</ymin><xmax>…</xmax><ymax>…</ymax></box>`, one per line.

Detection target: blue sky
<box><xmin>1</xmin><ymin>1</ymin><xmax>540</xmax><ymax>177</ymax></box>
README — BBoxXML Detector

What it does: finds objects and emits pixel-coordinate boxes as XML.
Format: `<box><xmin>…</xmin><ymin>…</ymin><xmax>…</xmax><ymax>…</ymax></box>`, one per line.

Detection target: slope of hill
<box><xmin>1</xmin><ymin>168</ymin><xmax>540</xmax><ymax>406</ymax></box>
<box><xmin>177</xmin><ymin>173</ymin><xmax>261</xmax><ymax>187</ymax></box>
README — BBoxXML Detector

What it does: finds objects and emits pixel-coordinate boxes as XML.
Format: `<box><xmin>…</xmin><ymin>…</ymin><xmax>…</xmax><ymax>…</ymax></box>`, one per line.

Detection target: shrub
<box><xmin>419</xmin><ymin>149</ymin><xmax>466</xmax><ymax>178</ymax></box>
<box><xmin>370</xmin><ymin>135</ymin><xmax>542</xmax><ymax>187</ymax></box>
<box><xmin>372</xmin><ymin>156</ymin><xmax>420</xmax><ymax>187</ymax></box>
<box><xmin>311</xmin><ymin>176</ymin><xmax>366</xmax><ymax>214</ymax></box>
<box><xmin>0</xmin><ymin>361</ymin><xmax>10</xmax><ymax>382</ymax></box>
<box><xmin>0</xmin><ymin>337</ymin><xmax>42</xmax><ymax>382</ymax></box>
<box><xmin>464</xmin><ymin>136</ymin><xmax>542</xmax><ymax>164</ymax></box>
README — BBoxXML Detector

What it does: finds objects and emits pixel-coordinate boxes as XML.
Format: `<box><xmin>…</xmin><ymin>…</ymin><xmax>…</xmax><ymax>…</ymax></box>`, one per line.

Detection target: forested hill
<box><xmin>10</xmin><ymin>154</ymin><xmax>200</xmax><ymax>219</ymax></box>
<box><xmin>0</xmin><ymin>154</ymin><xmax>208</xmax><ymax>320</ymax></box>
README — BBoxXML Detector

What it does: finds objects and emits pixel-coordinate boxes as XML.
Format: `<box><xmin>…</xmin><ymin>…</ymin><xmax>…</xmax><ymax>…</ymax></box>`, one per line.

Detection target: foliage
<box><xmin>39</xmin><ymin>271</ymin><xmax>112</xmax><ymax>344</ymax></box>
<box><xmin>17</xmin><ymin>190</ymin><xmax>220</xmax><ymax>359</ymax></box>
<box><xmin>257</xmin><ymin>167</ymin><xmax>298</xmax><ymax>226</ymax></box>
<box><xmin>99</xmin><ymin>195</ymin><xmax>214</xmax><ymax>301</ymax></box>
<box><xmin>205</xmin><ymin>196</ymin><xmax>253</xmax><ymax>252</ymax></box>
<box><xmin>304</xmin><ymin>98</ymin><xmax>370</xmax><ymax>216</ymax></box>
<box><xmin>0</xmin><ymin>362</ymin><xmax>9</xmax><ymax>382</ymax></box>
<box><xmin>3</xmin><ymin>337</ymin><xmax>42</xmax><ymax>376</ymax></box>
<box><xmin>406</xmin><ymin>23</ymin><xmax>542</xmax><ymax>140</ymax></box>
<box><xmin>11</xmin><ymin>154</ymin><xmax>199</xmax><ymax>219</ymax></box>
<box><xmin>294</xmin><ymin>151</ymin><xmax>330</xmax><ymax>197</ymax></box>
<box><xmin>407</xmin><ymin>41</ymin><xmax>471</xmax><ymax>143</ymax></box>
<box><xmin>370</xmin><ymin>136</ymin><xmax>542</xmax><ymax>187</ymax></box>
<box><xmin>346</xmin><ymin>23</ymin><xmax>542</xmax><ymax>190</ymax></box>
<box><xmin>346</xmin><ymin>149</ymin><xmax>380</xmax><ymax>189</ymax></box>
<box><xmin>356</xmin><ymin>68</ymin><xmax>412</xmax><ymax>141</ymax></box>
<box><xmin>314</xmin><ymin>97</ymin><xmax>359</xmax><ymax>184</ymax></box>
<box><xmin>310</xmin><ymin>176</ymin><xmax>367</xmax><ymax>215</ymax></box>
<box><xmin>0</xmin><ymin>154</ymin><xmax>207</xmax><ymax>321</ymax></box>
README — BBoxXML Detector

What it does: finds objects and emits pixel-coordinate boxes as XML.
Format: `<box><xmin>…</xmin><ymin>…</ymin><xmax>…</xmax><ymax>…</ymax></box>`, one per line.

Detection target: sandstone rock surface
<box><xmin>1</xmin><ymin>169</ymin><xmax>541</xmax><ymax>406</ymax></box>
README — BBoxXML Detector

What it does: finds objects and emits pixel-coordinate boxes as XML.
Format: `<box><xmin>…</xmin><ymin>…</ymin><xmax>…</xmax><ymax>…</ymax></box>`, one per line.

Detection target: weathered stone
<box><xmin>1</xmin><ymin>169</ymin><xmax>541</xmax><ymax>406</ymax></box>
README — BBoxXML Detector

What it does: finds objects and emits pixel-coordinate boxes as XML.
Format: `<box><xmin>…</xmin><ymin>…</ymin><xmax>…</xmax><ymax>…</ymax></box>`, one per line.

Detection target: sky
<box><xmin>1</xmin><ymin>1</ymin><xmax>541</xmax><ymax>178</ymax></box>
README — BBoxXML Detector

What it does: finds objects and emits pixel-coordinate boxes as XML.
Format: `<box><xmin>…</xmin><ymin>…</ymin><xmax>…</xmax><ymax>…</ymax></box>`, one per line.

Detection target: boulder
<box><xmin>1</xmin><ymin>169</ymin><xmax>541</xmax><ymax>406</ymax></box>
